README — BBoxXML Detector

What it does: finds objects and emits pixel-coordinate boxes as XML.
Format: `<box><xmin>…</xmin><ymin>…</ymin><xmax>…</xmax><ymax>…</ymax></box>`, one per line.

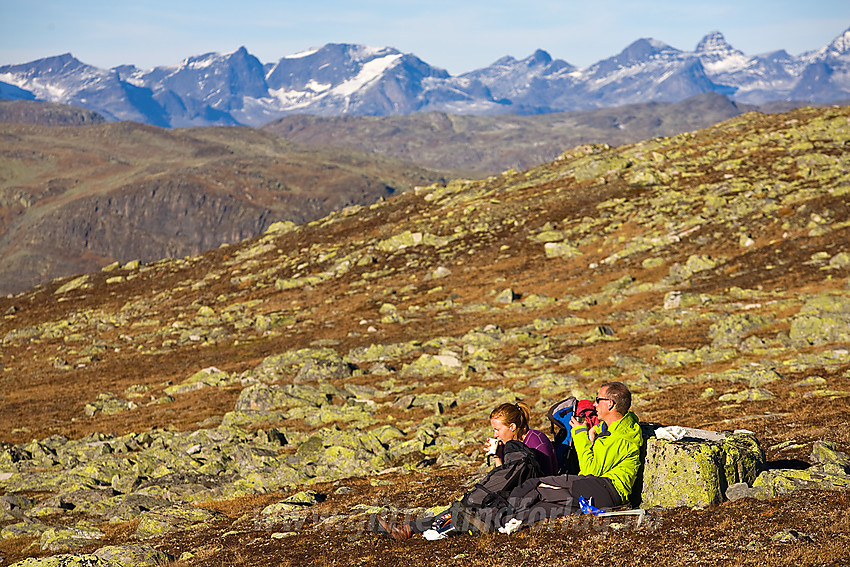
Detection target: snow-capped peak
<box><xmin>696</xmin><ymin>31</ymin><xmax>744</xmax><ymax>58</ymax></box>
<box><xmin>695</xmin><ymin>31</ymin><xmax>749</xmax><ymax>74</ymax></box>
<box><xmin>812</xmin><ymin>27</ymin><xmax>850</xmax><ymax>60</ymax></box>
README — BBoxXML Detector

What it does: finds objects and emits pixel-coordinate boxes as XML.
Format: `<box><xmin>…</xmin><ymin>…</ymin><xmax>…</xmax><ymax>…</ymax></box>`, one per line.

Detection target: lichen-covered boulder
<box><xmin>639</xmin><ymin>429</ymin><xmax>763</xmax><ymax>508</ymax></box>
<box><xmin>1</xmin><ymin>492</ymin><xmax>35</xmax><ymax>513</ymax></box>
<box><xmin>347</xmin><ymin>341</ymin><xmax>422</xmax><ymax>363</ymax></box>
<box><xmin>494</xmin><ymin>288</ymin><xmax>518</xmax><ymax>304</ymax></box>
<box><xmin>667</xmin><ymin>254</ymin><xmax>718</xmax><ymax>283</ymax></box>
<box><xmin>250</xmin><ymin>347</ymin><xmax>344</xmax><ymax>383</ymax></box>
<box><xmin>709</xmin><ymin>313</ymin><xmax>771</xmax><ymax>349</ymax></box>
<box><xmin>717</xmin><ymin>388</ymin><xmax>776</xmax><ymax>402</ymax></box>
<box><xmin>749</xmin><ymin>468</ymin><xmax>850</xmax><ymax>498</ymax></box>
<box><xmin>810</xmin><ymin>440</ymin><xmax>850</xmax><ymax>474</ymax></box>
<box><xmin>571</xmin><ymin>152</ymin><xmax>630</xmax><ymax>181</ymax></box>
<box><xmin>40</xmin><ymin>526</ymin><xmax>104</xmax><ymax>551</ymax></box>
<box><xmin>2</xmin><ymin>521</ymin><xmax>51</xmax><ymax>540</ymax></box>
<box><xmin>234</xmin><ymin>383</ymin><xmax>290</xmax><ymax>411</ymax></box>
<box><xmin>84</xmin><ymin>393</ymin><xmax>138</xmax><ymax>417</ymax></box>
<box><xmin>234</xmin><ymin>382</ymin><xmax>331</xmax><ymax>412</ymax></box>
<box><xmin>104</xmin><ymin>494</ymin><xmax>171</xmax><ymax>523</ymax></box>
<box><xmin>94</xmin><ymin>544</ymin><xmax>174</xmax><ymax>566</ymax></box>
<box><xmin>163</xmin><ymin>367</ymin><xmax>235</xmax><ymax>396</ymax></box>
<box><xmin>401</xmin><ymin>353</ymin><xmax>462</xmax><ymax>377</ymax></box>
<box><xmin>134</xmin><ymin>504</ymin><xmax>224</xmax><ymax>538</ymax></box>
<box><xmin>54</xmin><ymin>275</ymin><xmax>91</xmax><ymax>295</ymax></box>
<box><xmin>544</xmin><ymin>241</ymin><xmax>583</xmax><ymax>259</ymax></box>
<box><xmin>374</xmin><ymin>230</ymin><xmax>449</xmax><ymax>252</ymax></box>
<box><xmin>706</xmin><ymin>365</ymin><xmax>784</xmax><ymax>388</ymax></box>
<box><xmin>790</xmin><ymin>292</ymin><xmax>850</xmax><ymax>346</ymax></box>
<box><xmin>293</xmin><ymin>356</ymin><xmax>353</xmax><ymax>383</ymax></box>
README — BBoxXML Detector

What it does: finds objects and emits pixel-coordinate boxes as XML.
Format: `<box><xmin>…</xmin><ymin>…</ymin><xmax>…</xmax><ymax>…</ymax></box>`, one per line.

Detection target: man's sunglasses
<box><xmin>595</xmin><ymin>397</ymin><xmax>613</xmax><ymax>404</ymax></box>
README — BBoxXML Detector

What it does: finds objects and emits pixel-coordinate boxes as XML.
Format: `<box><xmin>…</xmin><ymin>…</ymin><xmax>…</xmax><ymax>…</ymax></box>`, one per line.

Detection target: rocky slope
<box><xmin>0</xmin><ymin>121</ymin><xmax>450</xmax><ymax>296</ymax></box>
<box><xmin>0</xmin><ymin>105</ymin><xmax>849</xmax><ymax>566</ymax></box>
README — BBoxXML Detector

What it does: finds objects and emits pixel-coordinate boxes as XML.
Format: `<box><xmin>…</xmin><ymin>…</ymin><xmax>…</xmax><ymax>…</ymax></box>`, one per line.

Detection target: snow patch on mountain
<box><xmin>0</xmin><ymin>74</ymin><xmax>67</xmax><ymax>100</ymax></box>
<box><xmin>285</xmin><ymin>48</ymin><xmax>321</xmax><ymax>59</ymax></box>
<box><xmin>306</xmin><ymin>79</ymin><xmax>331</xmax><ymax>93</ymax></box>
<box><xmin>333</xmin><ymin>53</ymin><xmax>403</xmax><ymax>96</ymax></box>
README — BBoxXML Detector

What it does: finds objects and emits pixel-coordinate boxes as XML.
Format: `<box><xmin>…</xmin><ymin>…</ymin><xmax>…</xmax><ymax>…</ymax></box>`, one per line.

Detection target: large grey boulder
<box><xmin>638</xmin><ymin>427</ymin><xmax>763</xmax><ymax>508</ymax></box>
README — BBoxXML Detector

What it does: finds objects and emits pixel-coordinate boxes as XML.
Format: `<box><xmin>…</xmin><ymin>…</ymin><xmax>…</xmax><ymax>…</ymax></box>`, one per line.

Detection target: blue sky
<box><xmin>1</xmin><ymin>0</ymin><xmax>848</xmax><ymax>74</ymax></box>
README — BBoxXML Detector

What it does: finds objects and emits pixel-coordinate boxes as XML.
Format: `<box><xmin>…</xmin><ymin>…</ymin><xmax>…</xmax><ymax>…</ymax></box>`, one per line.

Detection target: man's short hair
<box><xmin>601</xmin><ymin>381</ymin><xmax>631</xmax><ymax>414</ymax></box>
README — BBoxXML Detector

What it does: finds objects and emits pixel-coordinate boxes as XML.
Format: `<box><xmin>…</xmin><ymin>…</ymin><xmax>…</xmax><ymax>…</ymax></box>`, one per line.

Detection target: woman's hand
<box><xmin>484</xmin><ymin>438</ymin><xmax>504</xmax><ymax>466</ymax></box>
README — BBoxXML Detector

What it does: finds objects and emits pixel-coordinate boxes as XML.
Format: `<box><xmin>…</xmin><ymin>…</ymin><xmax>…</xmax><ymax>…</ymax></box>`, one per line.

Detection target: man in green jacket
<box><xmin>499</xmin><ymin>381</ymin><xmax>643</xmax><ymax>533</ymax></box>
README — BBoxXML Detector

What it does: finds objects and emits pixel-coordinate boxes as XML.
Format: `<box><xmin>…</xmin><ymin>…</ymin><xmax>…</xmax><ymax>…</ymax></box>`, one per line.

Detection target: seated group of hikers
<box><xmin>374</xmin><ymin>381</ymin><xmax>643</xmax><ymax>540</ymax></box>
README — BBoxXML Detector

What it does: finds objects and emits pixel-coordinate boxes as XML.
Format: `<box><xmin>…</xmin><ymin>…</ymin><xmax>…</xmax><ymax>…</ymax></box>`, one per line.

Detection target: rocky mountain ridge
<box><xmin>0</xmin><ymin>105</ymin><xmax>848</xmax><ymax>565</ymax></box>
<box><xmin>1</xmin><ymin>29</ymin><xmax>849</xmax><ymax>127</ymax></box>
<box><xmin>262</xmin><ymin>92</ymin><xmax>755</xmax><ymax>172</ymax></box>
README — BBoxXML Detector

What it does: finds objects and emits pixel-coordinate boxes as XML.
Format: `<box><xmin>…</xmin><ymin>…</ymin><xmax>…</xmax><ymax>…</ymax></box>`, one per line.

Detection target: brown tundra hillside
<box><xmin>0</xmin><ymin>105</ymin><xmax>849</xmax><ymax>567</ymax></box>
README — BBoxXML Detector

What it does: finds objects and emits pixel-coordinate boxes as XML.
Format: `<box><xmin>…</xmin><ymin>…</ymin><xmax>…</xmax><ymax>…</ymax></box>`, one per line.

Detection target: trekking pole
<box><xmin>595</xmin><ymin>508</ymin><xmax>646</xmax><ymax>528</ymax></box>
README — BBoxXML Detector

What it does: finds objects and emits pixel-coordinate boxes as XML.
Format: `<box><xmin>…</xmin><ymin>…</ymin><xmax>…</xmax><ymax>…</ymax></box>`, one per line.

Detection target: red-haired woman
<box><xmin>487</xmin><ymin>401</ymin><xmax>557</xmax><ymax>476</ymax></box>
<box><xmin>375</xmin><ymin>401</ymin><xmax>555</xmax><ymax>540</ymax></box>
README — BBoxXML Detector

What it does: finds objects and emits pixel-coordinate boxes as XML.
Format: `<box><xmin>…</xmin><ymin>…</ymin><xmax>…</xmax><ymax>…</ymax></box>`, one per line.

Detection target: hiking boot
<box><xmin>377</xmin><ymin>516</ymin><xmax>412</xmax><ymax>541</ymax></box>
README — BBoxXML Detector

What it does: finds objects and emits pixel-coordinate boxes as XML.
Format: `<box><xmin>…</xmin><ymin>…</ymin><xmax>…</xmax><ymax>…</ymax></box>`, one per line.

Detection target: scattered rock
<box><xmin>770</xmin><ymin>528</ymin><xmax>814</xmax><ymax>544</ymax></box>
<box><xmin>54</xmin><ymin>276</ymin><xmax>91</xmax><ymax>295</ymax></box>
<box><xmin>94</xmin><ymin>544</ymin><xmax>174</xmax><ymax>566</ymax></box>
<box><xmin>749</xmin><ymin>468</ymin><xmax>850</xmax><ymax>498</ymax></box>
<box><xmin>40</xmin><ymin>526</ymin><xmax>104</xmax><ymax>552</ymax></box>
<box><xmin>717</xmin><ymin>388</ymin><xmax>776</xmax><ymax>403</ymax></box>
<box><xmin>790</xmin><ymin>292</ymin><xmax>850</xmax><ymax>346</ymax></box>
<box><xmin>134</xmin><ymin>504</ymin><xmax>224</xmax><ymax>539</ymax></box>
<box><xmin>810</xmin><ymin>440</ymin><xmax>850</xmax><ymax>474</ymax></box>
<box><xmin>84</xmin><ymin>393</ymin><xmax>138</xmax><ymax>417</ymax></box>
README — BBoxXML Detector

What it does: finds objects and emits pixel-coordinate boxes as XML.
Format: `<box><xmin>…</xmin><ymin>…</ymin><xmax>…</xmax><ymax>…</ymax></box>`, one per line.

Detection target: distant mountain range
<box><xmin>2</xmin><ymin>29</ymin><xmax>849</xmax><ymax>128</ymax></box>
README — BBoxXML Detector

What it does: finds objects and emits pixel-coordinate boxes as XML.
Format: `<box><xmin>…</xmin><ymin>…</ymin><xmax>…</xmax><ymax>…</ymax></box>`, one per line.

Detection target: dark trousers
<box><xmin>506</xmin><ymin>474</ymin><xmax>622</xmax><ymax>526</ymax></box>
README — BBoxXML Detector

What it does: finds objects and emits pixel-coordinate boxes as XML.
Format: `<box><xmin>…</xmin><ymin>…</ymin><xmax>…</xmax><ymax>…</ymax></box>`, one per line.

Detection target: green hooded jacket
<box><xmin>571</xmin><ymin>411</ymin><xmax>643</xmax><ymax>502</ymax></box>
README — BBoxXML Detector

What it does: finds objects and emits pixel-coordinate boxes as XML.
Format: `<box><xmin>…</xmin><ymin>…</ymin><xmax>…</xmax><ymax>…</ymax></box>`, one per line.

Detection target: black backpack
<box><xmin>451</xmin><ymin>440</ymin><xmax>544</xmax><ymax>534</ymax></box>
<box><xmin>461</xmin><ymin>439</ymin><xmax>544</xmax><ymax>508</ymax></box>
